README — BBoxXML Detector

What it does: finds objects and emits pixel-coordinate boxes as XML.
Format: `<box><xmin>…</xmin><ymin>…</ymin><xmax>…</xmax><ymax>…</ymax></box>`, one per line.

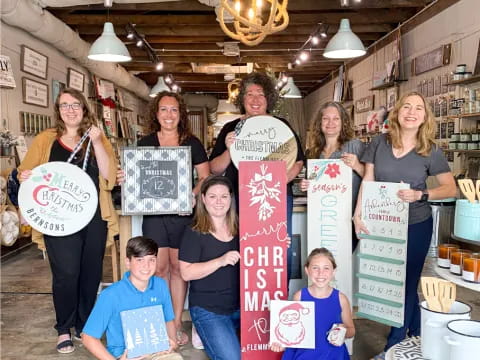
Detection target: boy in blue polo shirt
<box><xmin>82</xmin><ymin>236</ymin><xmax>181</xmax><ymax>360</ymax></box>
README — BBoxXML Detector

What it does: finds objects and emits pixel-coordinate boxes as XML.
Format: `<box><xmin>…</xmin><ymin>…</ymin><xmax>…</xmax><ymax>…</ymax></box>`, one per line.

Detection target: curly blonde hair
<box><xmin>387</xmin><ymin>91</ymin><xmax>436</xmax><ymax>156</ymax></box>
<box><xmin>307</xmin><ymin>101</ymin><xmax>355</xmax><ymax>158</ymax></box>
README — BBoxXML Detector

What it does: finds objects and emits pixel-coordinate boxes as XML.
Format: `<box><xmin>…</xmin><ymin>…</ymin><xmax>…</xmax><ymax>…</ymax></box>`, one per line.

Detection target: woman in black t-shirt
<box><xmin>179</xmin><ymin>176</ymin><xmax>241</xmax><ymax>360</ymax></box>
<box><xmin>138</xmin><ymin>91</ymin><xmax>210</xmax><ymax>346</ymax></box>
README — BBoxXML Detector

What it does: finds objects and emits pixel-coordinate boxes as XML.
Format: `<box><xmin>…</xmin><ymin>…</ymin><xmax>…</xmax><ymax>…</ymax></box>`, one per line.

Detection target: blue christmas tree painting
<box><xmin>120</xmin><ymin>305</ymin><xmax>170</xmax><ymax>358</ymax></box>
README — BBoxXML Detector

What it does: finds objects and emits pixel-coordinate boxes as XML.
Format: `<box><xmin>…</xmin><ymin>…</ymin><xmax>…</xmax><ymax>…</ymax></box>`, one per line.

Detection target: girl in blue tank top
<box><xmin>271</xmin><ymin>248</ymin><xmax>355</xmax><ymax>360</ymax></box>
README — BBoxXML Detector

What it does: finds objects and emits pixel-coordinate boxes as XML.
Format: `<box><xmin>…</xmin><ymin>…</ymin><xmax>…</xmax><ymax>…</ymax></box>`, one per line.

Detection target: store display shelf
<box><xmin>442</xmin><ymin>149</ymin><xmax>480</xmax><ymax>154</ymax></box>
<box><xmin>433</xmin><ymin>265</ymin><xmax>480</xmax><ymax>292</ymax></box>
<box><xmin>451</xmin><ymin>233</ymin><xmax>480</xmax><ymax>246</ymax></box>
<box><xmin>369</xmin><ymin>79</ymin><xmax>407</xmax><ymax>91</ymax></box>
<box><xmin>445</xmin><ymin>74</ymin><xmax>480</xmax><ymax>86</ymax></box>
<box><xmin>446</xmin><ymin>112</ymin><xmax>480</xmax><ymax>119</ymax></box>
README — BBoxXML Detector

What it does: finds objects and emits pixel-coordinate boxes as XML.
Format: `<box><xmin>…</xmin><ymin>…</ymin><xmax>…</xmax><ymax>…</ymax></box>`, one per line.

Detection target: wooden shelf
<box><xmin>443</xmin><ymin>149</ymin><xmax>480</xmax><ymax>154</ymax></box>
<box><xmin>445</xmin><ymin>74</ymin><xmax>480</xmax><ymax>86</ymax></box>
<box><xmin>369</xmin><ymin>79</ymin><xmax>407</xmax><ymax>91</ymax></box>
<box><xmin>446</xmin><ymin>112</ymin><xmax>480</xmax><ymax>119</ymax></box>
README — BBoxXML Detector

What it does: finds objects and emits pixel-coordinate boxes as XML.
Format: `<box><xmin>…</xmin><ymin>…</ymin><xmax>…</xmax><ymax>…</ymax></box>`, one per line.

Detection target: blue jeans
<box><xmin>385</xmin><ymin>216</ymin><xmax>433</xmax><ymax>351</ymax></box>
<box><xmin>190</xmin><ymin>306</ymin><xmax>240</xmax><ymax>360</ymax></box>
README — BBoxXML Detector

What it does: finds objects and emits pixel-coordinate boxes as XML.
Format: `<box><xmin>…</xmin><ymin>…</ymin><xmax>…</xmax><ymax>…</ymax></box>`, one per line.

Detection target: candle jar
<box><xmin>462</xmin><ymin>253</ymin><xmax>480</xmax><ymax>283</ymax></box>
<box><xmin>438</xmin><ymin>244</ymin><xmax>460</xmax><ymax>268</ymax></box>
<box><xmin>450</xmin><ymin>250</ymin><xmax>473</xmax><ymax>275</ymax></box>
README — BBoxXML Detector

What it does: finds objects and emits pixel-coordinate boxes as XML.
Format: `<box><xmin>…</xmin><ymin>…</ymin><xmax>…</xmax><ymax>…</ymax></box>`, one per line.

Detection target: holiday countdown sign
<box><xmin>356</xmin><ymin>181</ymin><xmax>409</xmax><ymax>328</ymax></box>
<box><xmin>239</xmin><ymin>161</ymin><xmax>288</xmax><ymax>360</ymax></box>
<box><xmin>269</xmin><ymin>300</ymin><xmax>315</xmax><ymax>349</ymax></box>
<box><xmin>307</xmin><ymin>160</ymin><xmax>353</xmax><ymax>301</ymax></box>
<box><xmin>121</xmin><ymin>147</ymin><xmax>192</xmax><ymax>215</ymax></box>
<box><xmin>18</xmin><ymin>162</ymin><xmax>98</xmax><ymax>236</ymax></box>
<box><xmin>120</xmin><ymin>305</ymin><xmax>170</xmax><ymax>358</ymax></box>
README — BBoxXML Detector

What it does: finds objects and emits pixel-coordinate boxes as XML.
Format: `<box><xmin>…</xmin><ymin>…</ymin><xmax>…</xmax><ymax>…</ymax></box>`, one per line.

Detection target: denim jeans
<box><xmin>189</xmin><ymin>306</ymin><xmax>240</xmax><ymax>360</ymax></box>
<box><xmin>385</xmin><ymin>216</ymin><xmax>433</xmax><ymax>351</ymax></box>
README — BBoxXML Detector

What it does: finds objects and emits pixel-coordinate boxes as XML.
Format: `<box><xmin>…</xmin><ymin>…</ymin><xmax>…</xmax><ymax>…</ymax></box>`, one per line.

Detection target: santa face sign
<box><xmin>269</xmin><ymin>300</ymin><xmax>315</xmax><ymax>349</ymax></box>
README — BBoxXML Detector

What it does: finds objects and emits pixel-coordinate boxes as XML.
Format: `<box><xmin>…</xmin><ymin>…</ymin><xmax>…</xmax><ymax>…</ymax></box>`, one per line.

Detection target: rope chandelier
<box><xmin>217</xmin><ymin>0</ymin><xmax>289</xmax><ymax>46</ymax></box>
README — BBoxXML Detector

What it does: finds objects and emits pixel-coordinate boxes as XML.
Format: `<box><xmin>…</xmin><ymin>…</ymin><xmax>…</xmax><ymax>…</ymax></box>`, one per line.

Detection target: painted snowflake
<box><xmin>247</xmin><ymin>164</ymin><xmax>281</xmax><ymax>221</ymax></box>
<box><xmin>325</xmin><ymin>163</ymin><xmax>341</xmax><ymax>178</ymax></box>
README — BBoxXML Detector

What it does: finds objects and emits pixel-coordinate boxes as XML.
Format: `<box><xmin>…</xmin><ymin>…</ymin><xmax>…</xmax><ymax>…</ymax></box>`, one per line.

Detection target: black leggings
<box><xmin>44</xmin><ymin>207</ymin><xmax>107</xmax><ymax>336</ymax></box>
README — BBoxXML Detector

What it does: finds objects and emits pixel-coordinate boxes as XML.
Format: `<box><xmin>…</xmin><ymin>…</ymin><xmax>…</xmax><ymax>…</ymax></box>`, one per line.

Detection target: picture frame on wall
<box><xmin>22</xmin><ymin>77</ymin><xmax>49</xmax><ymax>108</ymax></box>
<box><xmin>386</xmin><ymin>87</ymin><xmax>398</xmax><ymax>111</ymax></box>
<box><xmin>67</xmin><ymin>68</ymin><xmax>85</xmax><ymax>92</ymax></box>
<box><xmin>52</xmin><ymin>80</ymin><xmax>66</xmax><ymax>104</ymax></box>
<box><xmin>20</xmin><ymin>45</ymin><xmax>48</xmax><ymax>80</ymax></box>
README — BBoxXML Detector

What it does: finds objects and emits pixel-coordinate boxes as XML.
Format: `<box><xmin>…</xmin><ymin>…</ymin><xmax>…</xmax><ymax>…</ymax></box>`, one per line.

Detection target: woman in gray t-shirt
<box><xmin>301</xmin><ymin>101</ymin><xmax>365</xmax><ymax>250</ymax></box>
<box><xmin>353</xmin><ymin>91</ymin><xmax>456</xmax><ymax>359</ymax></box>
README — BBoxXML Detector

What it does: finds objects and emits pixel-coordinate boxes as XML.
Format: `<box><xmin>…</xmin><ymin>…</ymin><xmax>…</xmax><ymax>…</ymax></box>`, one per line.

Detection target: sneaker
<box><xmin>191</xmin><ymin>325</ymin><xmax>204</xmax><ymax>350</ymax></box>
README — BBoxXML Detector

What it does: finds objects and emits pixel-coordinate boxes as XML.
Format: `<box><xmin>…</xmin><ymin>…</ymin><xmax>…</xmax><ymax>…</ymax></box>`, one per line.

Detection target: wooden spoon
<box><xmin>439</xmin><ymin>281</ymin><xmax>456</xmax><ymax>313</ymax></box>
<box><xmin>458</xmin><ymin>179</ymin><xmax>476</xmax><ymax>203</ymax></box>
<box><xmin>421</xmin><ymin>277</ymin><xmax>442</xmax><ymax>312</ymax></box>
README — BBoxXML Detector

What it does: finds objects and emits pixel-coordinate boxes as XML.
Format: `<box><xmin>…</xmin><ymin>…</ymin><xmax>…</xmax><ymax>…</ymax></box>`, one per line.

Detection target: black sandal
<box><xmin>56</xmin><ymin>339</ymin><xmax>75</xmax><ymax>354</ymax></box>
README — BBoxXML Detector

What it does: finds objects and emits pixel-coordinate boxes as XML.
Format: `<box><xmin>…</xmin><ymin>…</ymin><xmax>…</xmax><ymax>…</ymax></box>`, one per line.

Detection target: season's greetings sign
<box><xmin>231</xmin><ymin>116</ymin><xmax>298</xmax><ymax>171</ymax></box>
<box><xmin>307</xmin><ymin>160</ymin><xmax>353</xmax><ymax>301</ymax></box>
<box><xmin>239</xmin><ymin>161</ymin><xmax>288</xmax><ymax>360</ymax></box>
<box><xmin>18</xmin><ymin>162</ymin><xmax>98</xmax><ymax>236</ymax></box>
<box><xmin>356</xmin><ymin>181</ymin><xmax>409</xmax><ymax>328</ymax></box>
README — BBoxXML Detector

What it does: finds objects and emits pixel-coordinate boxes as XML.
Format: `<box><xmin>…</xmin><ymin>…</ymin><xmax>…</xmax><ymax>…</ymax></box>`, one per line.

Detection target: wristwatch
<box><xmin>420</xmin><ymin>189</ymin><xmax>429</xmax><ymax>202</ymax></box>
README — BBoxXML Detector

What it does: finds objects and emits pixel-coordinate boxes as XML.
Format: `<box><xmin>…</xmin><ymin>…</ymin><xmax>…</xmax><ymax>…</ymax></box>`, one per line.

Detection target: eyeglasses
<box><xmin>59</xmin><ymin>103</ymin><xmax>82</xmax><ymax>111</ymax></box>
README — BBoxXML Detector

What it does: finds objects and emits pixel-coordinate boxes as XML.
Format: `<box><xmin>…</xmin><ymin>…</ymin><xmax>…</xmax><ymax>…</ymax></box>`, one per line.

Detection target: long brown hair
<box><xmin>192</xmin><ymin>175</ymin><xmax>238</xmax><ymax>236</ymax></box>
<box><xmin>308</xmin><ymin>101</ymin><xmax>354</xmax><ymax>158</ymax></box>
<box><xmin>148</xmin><ymin>91</ymin><xmax>192</xmax><ymax>145</ymax></box>
<box><xmin>54</xmin><ymin>88</ymin><xmax>96</xmax><ymax>138</ymax></box>
<box><xmin>387</xmin><ymin>91</ymin><xmax>436</xmax><ymax>156</ymax></box>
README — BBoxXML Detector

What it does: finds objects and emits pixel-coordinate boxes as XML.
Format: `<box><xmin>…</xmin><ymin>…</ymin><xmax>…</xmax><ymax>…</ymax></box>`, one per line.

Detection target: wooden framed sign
<box><xmin>231</xmin><ymin>115</ymin><xmax>298</xmax><ymax>172</ymax></box>
<box><xmin>18</xmin><ymin>162</ymin><xmax>98</xmax><ymax>236</ymax></box>
<box><xmin>307</xmin><ymin>159</ymin><xmax>352</xmax><ymax>338</ymax></box>
<box><xmin>269</xmin><ymin>300</ymin><xmax>315</xmax><ymax>349</ymax></box>
<box><xmin>355</xmin><ymin>95</ymin><xmax>374</xmax><ymax>113</ymax></box>
<box><xmin>0</xmin><ymin>55</ymin><xmax>16</xmax><ymax>88</ymax></box>
<box><xmin>22</xmin><ymin>77</ymin><xmax>49</xmax><ymax>108</ymax></box>
<box><xmin>67</xmin><ymin>68</ymin><xmax>85</xmax><ymax>92</ymax></box>
<box><xmin>411</xmin><ymin>44</ymin><xmax>451</xmax><ymax>76</ymax></box>
<box><xmin>20</xmin><ymin>45</ymin><xmax>48</xmax><ymax>79</ymax></box>
<box><xmin>121</xmin><ymin>146</ymin><xmax>192</xmax><ymax>215</ymax></box>
<box><xmin>239</xmin><ymin>161</ymin><xmax>288</xmax><ymax>360</ymax></box>
<box><xmin>355</xmin><ymin>181</ymin><xmax>409</xmax><ymax>328</ymax></box>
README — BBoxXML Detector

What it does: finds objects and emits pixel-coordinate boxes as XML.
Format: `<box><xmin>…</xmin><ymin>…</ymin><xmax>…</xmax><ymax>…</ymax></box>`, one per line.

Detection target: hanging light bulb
<box><xmin>323</xmin><ymin>18</ymin><xmax>366</xmax><ymax>59</ymax></box>
<box><xmin>126</xmin><ymin>32</ymin><xmax>134</xmax><ymax>40</ymax></box>
<box><xmin>155</xmin><ymin>62</ymin><xmax>164</xmax><ymax>71</ymax></box>
<box><xmin>299</xmin><ymin>51</ymin><xmax>309</xmax><ymax>61</ymax></box>
<box><xmin>172</xmin><ymin>84</ymin><xmax>179</xmax><ymax>92</ymax></box>
<box><xmin>311</xmin><ymin>36</ymin><xmax>319</xmax><ymax>45</ymax></box>
<box><xmin>136</xmin><ymin>39</ymin><xmax>143</xmax><ymax>47</ymax></box>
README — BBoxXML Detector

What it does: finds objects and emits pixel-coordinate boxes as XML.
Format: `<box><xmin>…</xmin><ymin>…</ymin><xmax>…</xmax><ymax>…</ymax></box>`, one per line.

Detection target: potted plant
<box><xmin>0</xmin><ymin>129</ymin><xmax>18</xmax><ymax>156</ymax></box>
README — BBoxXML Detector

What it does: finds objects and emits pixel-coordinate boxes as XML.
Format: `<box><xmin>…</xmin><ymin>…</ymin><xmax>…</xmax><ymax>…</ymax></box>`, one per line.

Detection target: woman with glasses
<box><xmin>18</xmin><ymin>88</ymin><xmax>118</xmax><ymax>354</ymax></box>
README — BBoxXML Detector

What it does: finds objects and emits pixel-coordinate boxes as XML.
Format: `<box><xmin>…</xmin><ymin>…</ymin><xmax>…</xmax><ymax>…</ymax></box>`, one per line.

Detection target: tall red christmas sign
<box><xmin>239</xmin><ymin>161</ymin><xmax>288</xmax><ymax>360</ymax></box>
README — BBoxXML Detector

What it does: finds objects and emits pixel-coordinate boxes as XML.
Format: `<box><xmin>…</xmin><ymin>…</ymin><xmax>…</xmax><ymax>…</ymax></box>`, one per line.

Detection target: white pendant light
<box><xmin>149</xmin><ymin>77</ymin><xmax>170</xmax><ymax>97</ymax></box>
<box><xmin>281</xmin><ymin>77</ymin><xmax>302</xmax><ymax>98</ymax></box>
<box><xmin>88</xmin><ymin>22</ymin><xmax>132</xmax><ymax>62</ymax></box>
<box><xmin>323</xmin><ymin>19</ymin><xmax>366</xmax><ymax>59</ymax></box>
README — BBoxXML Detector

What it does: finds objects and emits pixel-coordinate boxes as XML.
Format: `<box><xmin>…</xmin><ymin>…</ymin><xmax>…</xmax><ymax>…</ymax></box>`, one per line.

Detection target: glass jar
<box><xmin>462</xmin><ymin>253</ymin><xmax>480</xmax><ymax>283</ymax></box>
<box><xmin>450</xmin><ymin>250</ymin><xmax>473</xmax><ymax>275</ymax></box>
<box><xmin>438</xmin><ymin>244</ymin><xmax>460</xmax><ymax>268</ymax></box>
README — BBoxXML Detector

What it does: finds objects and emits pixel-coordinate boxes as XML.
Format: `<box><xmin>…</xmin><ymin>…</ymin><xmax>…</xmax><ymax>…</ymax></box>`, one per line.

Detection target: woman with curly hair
<box><xmin>301</xmin><ymin>101</ymin><xmax>365</xmax><ymax>250</ymax></box>
<box><xmin>353</xmin><ymin>92</ymin><xmax>456</xmax><ymax>359</ymax></box>
<box><xmin>18</xmin><ymin>88</ymin><xmax>118</xmax><ymax>354</ymax></box>
<box><xmin>209</xmin><ymin>72</ymin><xmax>305</xmax><ymax>282</ymax></box>
<box><xmin>138</xmin><ymin>91</ymin><xmax>210</xmax><ymax>347</ymax></box>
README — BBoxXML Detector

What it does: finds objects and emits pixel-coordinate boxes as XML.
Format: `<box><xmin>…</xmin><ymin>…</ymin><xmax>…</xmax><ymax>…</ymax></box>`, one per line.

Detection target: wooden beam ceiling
<box><xmin>46</xmin><ymin>0</ymin><xmax>439</xmax><ymax>97</ymax></box>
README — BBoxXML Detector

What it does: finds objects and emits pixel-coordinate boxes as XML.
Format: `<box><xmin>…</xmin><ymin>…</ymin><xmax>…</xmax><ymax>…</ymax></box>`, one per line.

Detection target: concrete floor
<box><xmin>1</xmin><ymin>245</ymin><xmax>479</xmax><ymax>360</ymax></box>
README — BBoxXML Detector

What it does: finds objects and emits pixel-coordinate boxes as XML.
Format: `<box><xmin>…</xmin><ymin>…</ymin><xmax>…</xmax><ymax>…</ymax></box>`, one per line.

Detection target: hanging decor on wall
<box><xmin>20</xmin><ymin>45</ymin><xmax>48</xmax><ymax>80</ymax></box>
<box><xmin>217</xmin><ymin>0</ymin><xmax>289</xmax><ymax>46</ymax></box>
<box><xmin>0</xmin><ymin>55</ymin><xmax>16</xmax><ymax>88</ymax></box>
<box><xmin>22</xmin><ymin>77</ymin><xmax>49</xmax><ymax>108</ymax></box>
<box><xmin>411</xmin><ymin>44</ymin><xmax>451</xmax><ymax>76</ymax></box>
<box><xmin>67</xmin><ymin>68</ymin><xmax>85</xmax><ymax>92</ymax></box>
